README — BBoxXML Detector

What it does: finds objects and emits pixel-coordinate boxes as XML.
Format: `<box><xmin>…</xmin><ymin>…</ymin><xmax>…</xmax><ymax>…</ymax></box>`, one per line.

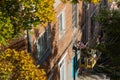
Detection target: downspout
<box><xmin>27</xmin><ymin>29</ymin><xmax>32</xmax><ymax>54</ymax></box>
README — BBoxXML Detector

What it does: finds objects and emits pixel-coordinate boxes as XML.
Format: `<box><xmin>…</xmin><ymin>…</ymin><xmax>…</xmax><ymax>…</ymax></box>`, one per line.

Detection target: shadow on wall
<box><xmin>51</xmin><ymin>24</ymin><xmax>58</xmax><ymax>57</ymax></box>
<box><xmin>52</xmin><ymin>66</ymin><xmax>60</xmax><ymax>80</ymax></box>
<box><xmin>80</xmin><ymin>2</ymin><xmax>88</xmax><ymax>44</ymax></box>
<box><xmin>32</xmin><ymin>28</ymin><xmax>39</xmax><ymax>61</ymax></box>
<box><xmin>40</xmin><ymin>24</ymin><xmax>58</xmax><ymax>73</ymax></box>
<box><xmin>78</xmin><ymin>3</ymin><xmax>83</xmax><ymax>31</ymax></box>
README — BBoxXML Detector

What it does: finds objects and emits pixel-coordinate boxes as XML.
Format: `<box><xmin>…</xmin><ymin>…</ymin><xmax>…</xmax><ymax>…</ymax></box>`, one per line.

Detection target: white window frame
<box><xmin>59</xmin><ymin>59</ymin><xmax>66</xmax><ymax>80</ymax></box>
<box><xmin>57</xmin><ymin>7</ymin><xmax>66</xmax><ymax>39</ymax></box>
<box><xmin>59</xmin><ymin>52</ymin><xmax>67</xmax><ymax>80</ymax></box>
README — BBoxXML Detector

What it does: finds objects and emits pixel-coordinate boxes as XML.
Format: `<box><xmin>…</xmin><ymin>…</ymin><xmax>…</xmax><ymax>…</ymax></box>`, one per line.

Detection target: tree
<box><xmin>0</xmin><ymin>49</ymin><xmax>47</xmax><ymax>80</ymax></box>
<box><xmin>97</xmin><ymin>8</ymin><xmax>120</xmax><ymax>65</ymax></box>
<box><xmin>0</xmin><ymin>0</ymin><xmax>55</xmax><ymax>46</ymax></box>
<box><xmin>95</xmin><ymin>7</ymin><xmax>120</xmax><ymax>79</ymax></box>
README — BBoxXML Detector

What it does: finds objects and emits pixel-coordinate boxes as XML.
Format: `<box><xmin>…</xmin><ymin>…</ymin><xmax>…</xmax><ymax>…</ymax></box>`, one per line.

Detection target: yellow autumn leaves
<box><xmin>0</xmin><ymin>49</ymin><xmax>47</xmax><ymax>80</ymax></box>
<box><xmin>35</xmin><ymin>0</ymin><xmax>55</xmax><ymax>26</ymax></box>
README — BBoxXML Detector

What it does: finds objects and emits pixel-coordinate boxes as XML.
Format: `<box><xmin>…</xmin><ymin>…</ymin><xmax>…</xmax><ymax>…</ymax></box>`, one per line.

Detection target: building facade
<box><xmin>44</xmin><ymin>1</ymin><xmax>82</xmax><ymax>80</ymax></box>
<box><xmin>29</xmin><ymin>0</ymin><xmax>83</xmax><ymax>80</ymax></box>
<box><xmin>6</xmin><ymin>0</ymin><xmax>109</xmax><ymax>80</ymax></box>
<box><xmin>81</xmin><ymin>0</ymin><xmax>109</xmax><ymax>48</ymax></box>
<box><xmin>3</xmin><ymin>1</ymin><xmax>82</xmax><ymax>80</ymax></box>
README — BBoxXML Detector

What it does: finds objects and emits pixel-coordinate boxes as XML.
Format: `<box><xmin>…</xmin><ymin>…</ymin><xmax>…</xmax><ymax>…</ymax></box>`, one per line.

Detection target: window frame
<box><xmin>59</xmin><ymin>52</ymin><xmax>67</xmax><ymax>80</ymax></box>
<box><xmin>36</xmin><ymin>26</ymin><xmax>51</xmax><ymax>60</ymax></box>
<box><xmin>59</xmin><ymin>59</ymin><xmax>66</xmax><ymax>80</ymax></box>
<box><xmin>57</xmin><ymin>7</ymin><xmax>66</xmax><ymax>39</ymax></box>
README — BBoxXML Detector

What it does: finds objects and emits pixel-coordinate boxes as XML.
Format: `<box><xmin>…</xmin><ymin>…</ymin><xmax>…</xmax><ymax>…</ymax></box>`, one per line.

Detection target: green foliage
<box><xmin>0</xmin><ymin>49</ymin><xmax>47</xmax><ymax>80</ymax></box>
<box><xmin>71</xmin><ymin>0</ymin><xmax>79</xmax><ymax>4</ymax></box>
<box><xmin>0</xmin><ymin>17</ymin><xmax>14</xmax><ymax>46</ymax></box>
<box><xmin>117</xmin><ymin>1</ymin><xmax>120</xmax><ymax>7</ymax></box>
<box><xmin>96</xmin><ymin>8</ymin><xmax>120</xmax><ymax>65</ymax></box>
<box><xmin>0</xmin><ymin>0</ymin><xmax>55</xmax><ymax>46</ymax></box>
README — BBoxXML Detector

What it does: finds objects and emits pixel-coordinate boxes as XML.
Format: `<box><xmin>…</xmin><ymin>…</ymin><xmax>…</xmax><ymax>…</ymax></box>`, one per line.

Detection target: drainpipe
<box><xmin>27</xmin><ymin>29</ymin><xmax>32</xmax><ymax>54</ymax></box>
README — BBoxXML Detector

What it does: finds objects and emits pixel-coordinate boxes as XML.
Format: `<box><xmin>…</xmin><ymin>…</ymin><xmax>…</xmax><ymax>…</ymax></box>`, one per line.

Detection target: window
<box><xmin>36</xmin><ymin>26</ymin><xmax>51</xmax><ymax>60</ymax></box>
<box><xmin>58</xmin><ymin>8</ymin><xmax>66</xmax><ymax>39</ymax></box>
<box><xmin>59</xmin><ymin>52</ymin><xmax>67</xmax><ymax>80</ymax></box>
<box><xmin>72</xmin><ymin>4</ymin><xmax>77</xmax><ymax>29</ymax></box>
<box><xmin>60</xmin><ymin>59</ymin><xmax>66</xmax><ymax>80</ymax></box>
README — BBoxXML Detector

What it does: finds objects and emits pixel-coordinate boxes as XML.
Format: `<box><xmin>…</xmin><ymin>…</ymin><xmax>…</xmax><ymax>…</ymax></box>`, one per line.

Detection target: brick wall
<box><xmin>46</xmin><ymin>1</ymin><xmax>83</xmax><ymax>80</ymax></box>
